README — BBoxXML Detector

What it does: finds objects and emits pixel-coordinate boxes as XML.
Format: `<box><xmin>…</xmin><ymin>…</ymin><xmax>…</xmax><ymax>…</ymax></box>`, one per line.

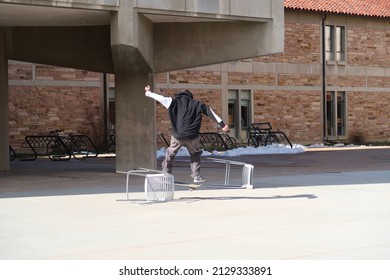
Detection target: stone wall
<box><xmin>8</xmin><ymin>62</ymin><xmax>102</xmax><ymax>150</ymax></box>
<box><xmin>154</xmin><ymin>13</ymin><xmax>390</xmax><ymax>145</ymax></box>
<box><xmin>348</xmin><ymin>91</ymin><xmax>390</xmax><ymax>141</ymax></box>
<box><xmin>252</xmin><ymin>90</ymin><xmax>322</xmax><ymax>143</ymax></box>
<box><xmin>8</xmin><ymin>11</ymin><xmax>390</xmax><ymax>149</ymax></box>
<box><xmin>348</xmin><ymin>27</ymin><xmax>390</xmax><ymax>67</ymax></box>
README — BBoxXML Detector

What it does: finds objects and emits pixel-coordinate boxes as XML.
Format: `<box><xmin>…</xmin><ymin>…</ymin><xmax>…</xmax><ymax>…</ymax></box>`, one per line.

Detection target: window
<box><xmin>326</xmin><ymin>91</ymin><xmax>347</xmax><ymax>139</ymax></box>
<box><xmin>325</xmin><ymin>25</ymin><xmax>346</xmax><ymax>62</ymax></box>
<box><xmin>228</xmin><ymin>89</ymin><xmax>252</xmax><ymax>139</ymax></box>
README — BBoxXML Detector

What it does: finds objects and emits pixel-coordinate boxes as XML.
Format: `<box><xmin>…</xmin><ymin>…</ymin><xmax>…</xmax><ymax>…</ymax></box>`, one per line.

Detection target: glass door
<box><xmin>228</xmin><ymin>89</ymin><xmax>252</xmax><ymax>140</ymax></box>
<box><xmin>326</xmin><ymin>91</ymin><xmax>346</xmax><ymax>140</ymax></box>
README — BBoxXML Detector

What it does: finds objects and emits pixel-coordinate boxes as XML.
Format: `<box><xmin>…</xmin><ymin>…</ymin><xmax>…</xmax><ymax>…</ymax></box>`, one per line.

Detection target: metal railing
<box><xmin>20</xmin><ymin>130</ymin><xmax>98</xmax><ymax>161</ymax></box>
<box><xmin>247</xmin><ymin>122</ymin><xmax>292</xmax><ymax>148</ymax></box>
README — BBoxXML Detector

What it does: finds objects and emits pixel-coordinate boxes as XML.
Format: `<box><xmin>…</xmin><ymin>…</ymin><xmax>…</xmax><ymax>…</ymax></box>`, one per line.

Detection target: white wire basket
<box><xmin>144</xmin><ymin>173</ymin><xmax>175</xmax><ymax>202</ymax></box>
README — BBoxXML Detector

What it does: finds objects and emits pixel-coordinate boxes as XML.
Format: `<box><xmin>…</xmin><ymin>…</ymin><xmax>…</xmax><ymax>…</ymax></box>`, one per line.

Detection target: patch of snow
<box><xmin>157</xmin><ymin>143</ymin><xmax>306</xmax><ymax>159</ymax></box>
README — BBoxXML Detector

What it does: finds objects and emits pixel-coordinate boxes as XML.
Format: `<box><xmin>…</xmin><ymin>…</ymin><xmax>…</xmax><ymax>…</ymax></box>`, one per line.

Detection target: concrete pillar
<box><xmin>0</xmin><ymin>28</ymin><xmax>9</xmax><ymax>171</ymax></box>
<box><xmin>111</xmin><ymin>0</ymin><xmax>156</xmax><ymax>172</ymax></box>
<box><xmin>115</xmin><ymin>71</ymin><xmax>156</xmax><ymax>172</ymax></box>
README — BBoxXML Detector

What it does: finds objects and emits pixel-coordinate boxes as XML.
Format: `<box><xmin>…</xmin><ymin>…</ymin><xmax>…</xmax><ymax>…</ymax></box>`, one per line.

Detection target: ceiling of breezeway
<box><xmin>0</xmin><ymin>3</ymin><xmax>111</xmax><ymax>26</ymax></box>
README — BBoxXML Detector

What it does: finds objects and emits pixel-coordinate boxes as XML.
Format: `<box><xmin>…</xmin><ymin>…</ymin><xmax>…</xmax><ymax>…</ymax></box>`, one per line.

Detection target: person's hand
<box><xmin>145</xmin><ymin>85</ymin><xmax>151</xmax><ymax>97</ymax></box>
<box><xmin>222</xmin><ymin>125</ymin><xmax>230</xmax><ymax>132</ymax></box>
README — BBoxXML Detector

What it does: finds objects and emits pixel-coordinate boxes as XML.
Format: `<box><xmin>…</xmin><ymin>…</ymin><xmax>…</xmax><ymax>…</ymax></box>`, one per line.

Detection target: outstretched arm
<box><xmin>203</xmin><ymin>105</ymin><xmax>230</xmax><ymax>132</ymax></box>
<box><xmin>144</xmin><ymin>85</ymin><xmax>172</xmax><ymax>109</ymax></box>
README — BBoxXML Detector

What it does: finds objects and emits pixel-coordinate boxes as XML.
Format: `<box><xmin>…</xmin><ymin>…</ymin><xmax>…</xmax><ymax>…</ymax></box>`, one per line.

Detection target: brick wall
<box><xmin>253</xmin><ymin>90</ymin><xmax>322</xmax><ymax>143</ymax></box>
<box><xmin>348</xmin><ymin>91</ymin><xmax>390</xmax><ymax>141</ymax></box>
<box><xmin>169</xmin><ymin>70</ymin><xmax>221</xmax><ymax>84</ymax></box>
<box><xmin>348</xmin><ymin>28</ymin><xmax>390</xmax><ymax>67</ymax></box>
<box><xmin>154</xmin><ymin>15</ymin><xmax>390</xmax><ymax>145</ymax></box>
<box><xmin>228</xmin><ymin>72</ymin><xmax>276</xmax><ymax>85</ymax></box>
<box><xmin>255</xmin><ymin>22</ymin><xmax>321</xmax><ymax>64</ymax></box>
<box><xmin>8</xmin><ymin>12</ymin><xmax>390</xmax><ymax>149</ymax></box>
<box><xmin>8</xmin><ymin>63</ymin><xmax>102</xmax><ymax>150</ymax></box>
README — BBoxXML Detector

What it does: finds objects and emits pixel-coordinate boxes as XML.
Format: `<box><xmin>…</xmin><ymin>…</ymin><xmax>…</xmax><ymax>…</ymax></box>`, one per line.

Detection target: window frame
<box><xmin>227</xmin><ymin>89</ymin><xmax>253</xmax><ymax>140</ymax></box>
<box><xmin>325</xmin><ymin>25</ymin><xmax>346</xmax><ymax>65</ymax></box>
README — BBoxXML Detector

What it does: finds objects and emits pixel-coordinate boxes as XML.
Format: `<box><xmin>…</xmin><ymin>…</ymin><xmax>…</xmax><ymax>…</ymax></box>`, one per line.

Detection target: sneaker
<box><xmin>193</xmin><ymin>175</ymin><xmax>205</xmax><ymax>183</ymax></box>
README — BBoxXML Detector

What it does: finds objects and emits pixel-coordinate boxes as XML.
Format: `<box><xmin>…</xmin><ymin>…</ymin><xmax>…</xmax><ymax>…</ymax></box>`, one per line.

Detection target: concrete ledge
<box><xmin>0</xmin><ymin>0</ymin><xmax>119</xmax><ymax>10</ymax></box>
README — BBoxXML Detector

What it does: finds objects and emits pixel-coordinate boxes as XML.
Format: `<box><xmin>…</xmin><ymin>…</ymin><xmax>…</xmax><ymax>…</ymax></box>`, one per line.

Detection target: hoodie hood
<box><xmin>175</xmin><ymin>90</ymin><xmax>193</xmax><ymax>99</ymax></box>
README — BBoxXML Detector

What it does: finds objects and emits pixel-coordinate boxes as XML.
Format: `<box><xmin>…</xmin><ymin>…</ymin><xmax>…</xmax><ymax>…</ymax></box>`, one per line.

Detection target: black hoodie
<box><xmin>168</xmin><ymin>90</ymin><xmax>225</xmax><ymax>140</ymax></box>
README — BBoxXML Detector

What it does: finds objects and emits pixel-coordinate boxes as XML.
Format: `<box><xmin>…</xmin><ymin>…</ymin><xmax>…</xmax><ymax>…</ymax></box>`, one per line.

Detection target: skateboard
<box><xmin>174</xmin><ymin>181</ymin><xmax>203</xmax><ymax>191</ymax></box>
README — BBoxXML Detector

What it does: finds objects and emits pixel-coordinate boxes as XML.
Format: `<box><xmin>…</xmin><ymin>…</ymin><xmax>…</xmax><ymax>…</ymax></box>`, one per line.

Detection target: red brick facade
<box><xmin>8</xmin><ymin>62</ymin><xmax>103</xmax><ymax>149</ymax></box>
<box><xmin>8</xmin><ymin>10</ymin><xmax>390</xmax><ymax>149</ymax></box>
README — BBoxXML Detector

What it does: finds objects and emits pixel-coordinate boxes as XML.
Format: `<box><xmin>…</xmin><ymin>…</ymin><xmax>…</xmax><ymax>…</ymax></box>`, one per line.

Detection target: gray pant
<box><xmin>162</xmin><ymin>135</ymin><xmax>202</xmax><ymax>178</ymax></box>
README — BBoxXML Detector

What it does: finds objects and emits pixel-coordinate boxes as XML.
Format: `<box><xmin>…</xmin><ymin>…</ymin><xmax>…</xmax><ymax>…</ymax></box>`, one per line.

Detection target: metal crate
<box><xmin>144</xmin><ymin>173</ymin><xmax>175</xmax><ymax>202</ymax></box>
<box><xmin>125</xmin><ymin>169</ymin><xmax>175</xmax><ymax>202</ymax></box>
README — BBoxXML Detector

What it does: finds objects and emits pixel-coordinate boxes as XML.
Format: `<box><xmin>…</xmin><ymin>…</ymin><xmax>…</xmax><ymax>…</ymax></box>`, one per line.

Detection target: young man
<box><xmin>145</xmin><ymin>85</ymin><xmax>229</xmax><ymax>183</ymax></box>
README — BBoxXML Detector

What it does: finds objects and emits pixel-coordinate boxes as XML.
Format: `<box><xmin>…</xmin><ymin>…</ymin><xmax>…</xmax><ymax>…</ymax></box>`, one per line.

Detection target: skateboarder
<box><xmin>145</xmin><ymin>85</ymin><xmax>229</xmax><ymax>183</ymax></box>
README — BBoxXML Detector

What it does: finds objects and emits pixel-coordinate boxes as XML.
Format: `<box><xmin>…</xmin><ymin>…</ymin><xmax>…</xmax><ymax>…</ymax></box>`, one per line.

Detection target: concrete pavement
<box><xmin>1</xmin><ymin>147</ymin><xmax>390</xmax><ymax>260</ymax></box>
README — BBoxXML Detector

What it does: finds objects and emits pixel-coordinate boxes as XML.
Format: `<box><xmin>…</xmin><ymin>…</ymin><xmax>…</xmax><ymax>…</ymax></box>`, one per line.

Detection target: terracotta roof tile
<box><xmin>284</xmin><ymin>0</ymin><xmax>390</xmax><ymax>18</ymax></box>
